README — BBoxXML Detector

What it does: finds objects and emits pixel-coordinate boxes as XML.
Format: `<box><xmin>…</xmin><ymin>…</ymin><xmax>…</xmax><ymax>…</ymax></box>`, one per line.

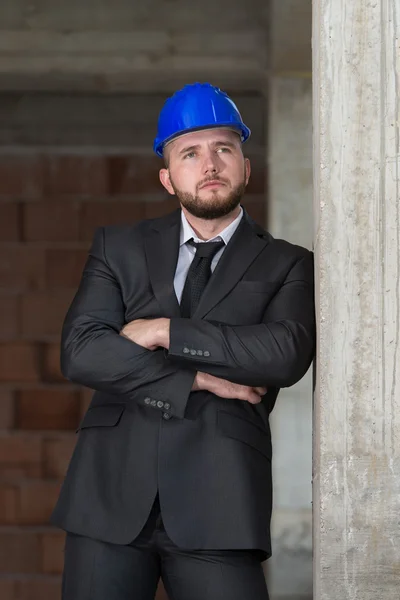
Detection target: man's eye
<box><xmin>184</xmin><ymin>152</ymin><xmax>196</xmax><ymax>159</ymax></box>
<box><xmin>217</xmin><ymin>147</ymin><xmax>230</xmax><ymax>153</ymax></box>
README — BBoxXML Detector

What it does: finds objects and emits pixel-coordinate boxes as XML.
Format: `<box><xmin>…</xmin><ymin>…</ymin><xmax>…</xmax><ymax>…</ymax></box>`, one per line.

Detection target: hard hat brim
<box><xmin>154</xmin><ymin>123</ymin><xmax>251</xmax><ymax>158</ymax></box>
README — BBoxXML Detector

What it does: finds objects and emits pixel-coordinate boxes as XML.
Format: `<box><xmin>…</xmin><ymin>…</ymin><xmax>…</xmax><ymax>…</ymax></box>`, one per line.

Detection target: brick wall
<box><xmin>0</xmin><ymin>93</ymin><xmax>266</xmax><ymax>599</ymax></box>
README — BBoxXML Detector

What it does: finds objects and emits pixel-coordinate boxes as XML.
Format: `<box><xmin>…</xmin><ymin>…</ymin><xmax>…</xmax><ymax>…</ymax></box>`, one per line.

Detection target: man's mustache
<box><xmin>197</xmin><ymin>177</ymin><xmax>229</xmax><ymax>189</ymax></box>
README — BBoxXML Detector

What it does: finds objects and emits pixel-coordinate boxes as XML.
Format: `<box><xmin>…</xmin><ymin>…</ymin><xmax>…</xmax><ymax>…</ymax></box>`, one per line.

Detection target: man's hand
<box><xmin>120</xmin><ymin>318</ymin><xmax>170</xmax><ymax>350</ymax></box>
<box><xmin>192</xmin><ymin>372</ymin><xmax>267</xmax><ymax>405</ymax></box>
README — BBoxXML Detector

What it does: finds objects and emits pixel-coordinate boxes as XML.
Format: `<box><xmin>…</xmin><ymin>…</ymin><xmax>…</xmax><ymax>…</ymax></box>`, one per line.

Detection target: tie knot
<box><xmin>188</xmin><ymin>239</ymin><xmax>225</xmax><ymax>259</ymax></box>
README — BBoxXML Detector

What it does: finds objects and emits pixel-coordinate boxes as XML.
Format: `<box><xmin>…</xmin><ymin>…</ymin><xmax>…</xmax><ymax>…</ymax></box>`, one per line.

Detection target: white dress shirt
<box><xmin>173</xmin><ymin>206</ymin><xmax>244</xmax><ymax>303</ymax></box>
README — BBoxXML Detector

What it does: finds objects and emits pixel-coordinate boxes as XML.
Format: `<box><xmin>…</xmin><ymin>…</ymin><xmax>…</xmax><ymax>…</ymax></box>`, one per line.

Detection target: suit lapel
<box><xmin>192</xmin><ymin>211</ymin><xmax>270</xmax><ymax>320</ymax></box>
<box><xmin>144</xmin><ymin>209</ymin><xmax>181</xmax><ymax>318</ymax></box>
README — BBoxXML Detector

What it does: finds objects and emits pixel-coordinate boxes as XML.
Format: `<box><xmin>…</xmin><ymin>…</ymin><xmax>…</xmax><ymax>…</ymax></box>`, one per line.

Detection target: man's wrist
<box><xmin>192</xmin><ymin>372</ymin><xmax>200</xmax><ymax>391</ymax></box>
<box><xmin>193</xmin><ymin>372</ymin><xmax>208</xmax><ymax>391</ymax></box>
<box><xmin>157</xmin><ymin>318</ymin><xmax>170</xmax><ymax>349</ymax></box>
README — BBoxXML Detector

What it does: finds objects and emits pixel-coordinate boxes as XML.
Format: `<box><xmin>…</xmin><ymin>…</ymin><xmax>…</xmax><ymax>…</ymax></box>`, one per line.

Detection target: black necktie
<box><xmin>180</xmin><ymin>239</ymin><xmax>225</xmax><ymax>318</ymax></box>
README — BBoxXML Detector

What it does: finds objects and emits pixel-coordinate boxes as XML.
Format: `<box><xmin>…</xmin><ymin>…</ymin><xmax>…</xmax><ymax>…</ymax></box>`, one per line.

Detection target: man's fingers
<box><xmin>254</xmin><ymin>386</ymin><xmax>267</xmax><ymax>396</ymax></box>
<box><xmin>202</xmin><ymin>376</ymin><xmax>266</xmax><ymax>404</ymax></box>
<box><xmin>235</xmin><ymin>384</ymin><xmax>266</xmax><ymax>403</ymax></box>
<box><xmin>235</xmin><ymin>386</ymin><xmax>262</xmax><ymax>404</ymax></box>
<box><xmin>245</xmin><ymin>391</ymin><xmax>262</xmax><ymax>404</ymax></box>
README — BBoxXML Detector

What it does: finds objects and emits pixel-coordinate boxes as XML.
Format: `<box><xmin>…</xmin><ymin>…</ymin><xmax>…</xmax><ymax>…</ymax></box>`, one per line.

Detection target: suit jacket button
<box><xmin>183</xmin><ymin>347</ymin><xmax>190</xmax><ymax>354</ymax></box>
<box><xmin>150</xmin><ymin>400</ymin><xmax>157</xmax><ymax>407</ymax></box>
<box><xmin>197</xmin><ymin>350</ymin><xmax>203</xmax><ymax>356</ymax></box>
<box><xmin>144</xmin><ymin>397</ymin><xmax>151</xmax><ymax>405</ymax></box>
<box><xmin>164</xmin><ymin>402</ymin><xmax>170</xmax><ymax>410</ymax></box>
<box><xmin>157</xmin><ymin>401</ymin><xmax>164</xmax><ymax>408</ymax></box>
<box><xmin>163</xmin><ymin>412</ymin><xmax>171</xmax><ymax>420</ymax></box>
<box><xmin>203</xmin><ymin>351</ymin><xmax>211</xmax><ymax>357</ymax></box>
<box><xmin>190</xmin><ymin>349</ymin><xmax>197</xmax><ymax>355</ymax></box>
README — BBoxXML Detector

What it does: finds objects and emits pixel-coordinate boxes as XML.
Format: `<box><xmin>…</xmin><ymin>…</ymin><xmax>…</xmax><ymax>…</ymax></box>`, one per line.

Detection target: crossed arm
<box><xmin>61</xmin><ymin>229</ymin><xmax>266</xmax><ymax>418</ymax></box>
<box><xmin>122</xmin><ymin>250</ymin><xmax>315</xmax><ymax>390</ymax></box>
<box><xmin>61</xmin><ymin>228</ymin><xmax>315</xmax><ymax>419</ymax></box>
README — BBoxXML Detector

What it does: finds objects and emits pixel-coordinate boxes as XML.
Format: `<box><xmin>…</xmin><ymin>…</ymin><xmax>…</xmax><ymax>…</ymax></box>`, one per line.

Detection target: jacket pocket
<box><xmin>217</xmin><ymin>410</ymin><xmax>272</xmax><ymax>460</ymax></box>
<box><xmin>77</xmin><ymin>404</ymin><xmax>126</xmax><ymax>431</ymax></box>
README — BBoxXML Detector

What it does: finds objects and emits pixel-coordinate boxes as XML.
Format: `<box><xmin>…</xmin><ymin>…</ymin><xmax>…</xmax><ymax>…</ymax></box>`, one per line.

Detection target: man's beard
<box><xmin>169</xmin><ymin>174</ymin><xmax>246</xmax><ymax>220</ymax></box>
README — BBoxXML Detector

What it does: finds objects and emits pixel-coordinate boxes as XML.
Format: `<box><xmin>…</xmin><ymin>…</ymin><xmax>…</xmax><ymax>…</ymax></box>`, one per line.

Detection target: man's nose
<box><xmin>203</xmin><ymin>152</ymin><xmax>219</xmax><ymax>174</ymax></box>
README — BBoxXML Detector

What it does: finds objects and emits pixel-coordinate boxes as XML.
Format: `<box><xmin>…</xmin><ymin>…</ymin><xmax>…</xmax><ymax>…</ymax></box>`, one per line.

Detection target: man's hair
<box><xmin>162</xmin><ymin>142</ymin><xmax>171</xmax><ymax>168</ymax></box>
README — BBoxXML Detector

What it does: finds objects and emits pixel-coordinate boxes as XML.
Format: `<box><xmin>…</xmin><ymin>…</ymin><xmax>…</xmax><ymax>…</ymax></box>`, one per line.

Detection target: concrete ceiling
<box><xmin>0</xmin><ymin>0</ymin><xmax>270</xmax><ymax>93</ymax></box>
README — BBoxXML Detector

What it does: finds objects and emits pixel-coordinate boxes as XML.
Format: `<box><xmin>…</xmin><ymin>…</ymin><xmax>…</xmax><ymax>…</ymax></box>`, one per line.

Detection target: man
<box><xmin>52</xmin><ymin>82</ymin><xmax>315</xmax><ymax>600</ymax></box>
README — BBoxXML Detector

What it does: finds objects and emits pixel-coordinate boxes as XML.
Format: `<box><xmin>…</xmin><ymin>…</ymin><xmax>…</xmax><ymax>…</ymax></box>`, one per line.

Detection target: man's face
<box><xmin>159</xmin><ymin>128</ymin><xmax>251</xmax><ymax>219</ymax></box>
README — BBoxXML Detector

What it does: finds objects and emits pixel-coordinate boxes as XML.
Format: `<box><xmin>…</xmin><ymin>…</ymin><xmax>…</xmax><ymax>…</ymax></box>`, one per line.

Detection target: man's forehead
<box><xmin>166</xmin><ymin>128</ymin><xmax>241</xmax><ymax>153</ymax></box>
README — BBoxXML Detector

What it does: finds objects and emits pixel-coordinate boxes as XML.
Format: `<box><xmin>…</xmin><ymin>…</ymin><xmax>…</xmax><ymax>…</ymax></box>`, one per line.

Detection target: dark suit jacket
<box><xmin>50</xmin><ymin>207</ymin><xmax>315</xmax><ymax>561</ymax></box>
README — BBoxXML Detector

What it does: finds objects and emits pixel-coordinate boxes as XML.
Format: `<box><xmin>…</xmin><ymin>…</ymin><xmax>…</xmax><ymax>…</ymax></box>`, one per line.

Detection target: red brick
<box><xmin>144</xmin><ymin>198</ymin><xmax>180</xmax><ymax>220</ymax></box>
<box><xmin>0</xmin><ymin>389</ymin><xmax>15</xmax><ymax>429</ymax></box>
<box><xmin>42</xmin><ymin>343</ymin><xmax>65</xmax><ymax>383</ymax></box>
<box><xmin>0</xmin><ymin>435</ymin><xmax>42</xmax><ymax>478</ymax></box>
<box><xmin>80</xmin><ymin>201</ymin><xmax>145</xmax><ymax>241</ymax></box>
<box><xmin>0</xmin><ymin>343</ymin><xmax>41</xmax><ymax>382</ymax></box>
<box><xmin>0</xmin><ymin>203</ymin><xmax>20</xmax><ymax>241</ymax></box>
<box><xmin>16</xmin><ymin>578</ymin><xmax>62</xmax><ymax>600</ymax></box>
<box><xmin>0</xmin><ymin>295</ymin><xmax>19</xmax><ymax>339</ymax></box>
<box><xmin>23</xmin><ymin>202</ymin><xmax>80</xmax><ymax>242</ymax></box>
<box><xmin>0</xmin><ymin>246</ymin><xmax>45</xmax><ymax>291</ymax></box>
<box><xmin>44</xmin><ymin>155</ymin><xmax>108</xmax><ymax>197</ymax></box>
<box><xmin>21</xmin><ymin>291</ymin><xmax>75</xmax><ymax>338</ymax></box>
<box><xmin>46</xmin><ymin>248</ymin><xmax>88</xmax><ymax>288</ymax></box>
<box><xmin>43</xmin><ymin>436</ymin><xmax>76</xmax><ymax>479</ymax></box>
<box><xmin>0</xmin><ymin>484</ymin><xmax>19</xmax><ymax>524</ymax></box>
<box><xmin>0</xmin><ymin>578</ymin><xmax>17</xmax><ymax>599</ymax></box>
<box><xmin>16</xmin><ymin>388</ymin><xmax>80</xmax><ymax>431</ymax></box>
<box><xmin>108</xmin><ymin>155</ymin><xmax>161</xmax><ymax>195</ymax></box>
<box><xmin>41</xmin><ymin>531</ymin><xmax>65</xmax><ymax>574</ymax></box>
<box><xmin>0</xmin><ymin>532</ymin><xmax>42</xmax><ymax>573</ymax></box>
<box><xmin>0</xmin><ymin>156</ymin><xmax>44</xmax><ymax>198</ymax></box>
<box><xmin>18</xmin><ymin>481</ymin><xmax>61</xmax><ymax>525</ymax></box>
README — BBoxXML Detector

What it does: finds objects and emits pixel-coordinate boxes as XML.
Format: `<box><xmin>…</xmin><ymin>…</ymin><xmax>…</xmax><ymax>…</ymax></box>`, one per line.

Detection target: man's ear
<box><xmin>244</xmin><ymin>157</ymin><xmax>251</xmax><ymax>186</ymax></box>
<box><xmin>159</xmin><ymin>169</ymin><xmax>175</xmax><ymax>195</ymax></box>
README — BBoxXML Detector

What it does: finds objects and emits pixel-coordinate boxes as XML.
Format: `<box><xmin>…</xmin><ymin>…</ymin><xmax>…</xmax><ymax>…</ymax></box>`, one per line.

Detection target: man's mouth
<box><xmin>200</xmin><ymin>180</ymin><xmax>225</xmax><ymax>189</ymax></box>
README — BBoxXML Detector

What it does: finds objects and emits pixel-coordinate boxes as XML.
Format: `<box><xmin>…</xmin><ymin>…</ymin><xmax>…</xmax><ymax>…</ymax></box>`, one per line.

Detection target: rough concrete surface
<box><xmin>313</xmin><ymin>0</ymin><xmax>400</xmax><ymax>598</ymax></box>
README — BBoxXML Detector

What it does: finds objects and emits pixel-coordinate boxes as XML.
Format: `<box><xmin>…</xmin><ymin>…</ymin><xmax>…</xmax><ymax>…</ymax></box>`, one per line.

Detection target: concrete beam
<box><xmin>0</xmin><ymin>30</ymin><xmax>267</xmax><ymax>93</ymax></box>
<box><xmin>0</xmin><ymin>0</ymin><xmax>268</xmax><ymax>92</ymax></box>
<box><xmin>0</xmin><ymin>70</ymin><xmax>265</xmax><ymax>94</ymax></box>
<box><xmin>313</xmin><ymin>0</ymin><xmax>400</xmax><ymax>598</ymax></box>
<box><xmin>0</xmin><ymin>0</ymin><xmax>268</xmax><ymax>31</ymax></box>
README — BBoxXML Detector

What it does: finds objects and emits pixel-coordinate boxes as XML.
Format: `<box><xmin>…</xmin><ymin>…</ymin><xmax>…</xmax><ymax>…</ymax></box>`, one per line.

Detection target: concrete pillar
<box><xmin>313</xmin><ymin>1</ymin><xmax>400</xmax><ymax>598</ymax></box>
<box><xmin>267</xmin><ymin>3</ymin><xmax>313</xmax><ymax>599</ymax></box>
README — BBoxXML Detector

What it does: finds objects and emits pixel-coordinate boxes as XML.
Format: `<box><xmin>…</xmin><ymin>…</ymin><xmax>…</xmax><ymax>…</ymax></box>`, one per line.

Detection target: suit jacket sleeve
<box><xmin>167</xmin><ymin>250</ymin><xmax>315</xmax><ymax>388</ymax></box>
<box><xmin>60</xmin><ymin>227</ymin><xmax>196</xmax><ymax>419</ymax></box>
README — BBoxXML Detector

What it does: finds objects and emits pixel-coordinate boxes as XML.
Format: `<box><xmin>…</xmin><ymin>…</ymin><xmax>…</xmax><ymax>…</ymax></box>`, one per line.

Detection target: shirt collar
<box><xmin>180</xmin><ymin>206</ymin><xmax>243</xmax><ymax>247</ymax></box>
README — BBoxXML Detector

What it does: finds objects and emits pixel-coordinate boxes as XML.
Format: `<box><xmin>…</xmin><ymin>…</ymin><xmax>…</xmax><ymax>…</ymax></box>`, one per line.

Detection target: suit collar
<box><xmin>144</xmin><ymin>207</ymin><xmax>270</xmax><ymax>319</ymax></box>
<box><xmin>179</xmin><ymin>206</ymin><xmax>244</xmax><ymax>247</ymax></box>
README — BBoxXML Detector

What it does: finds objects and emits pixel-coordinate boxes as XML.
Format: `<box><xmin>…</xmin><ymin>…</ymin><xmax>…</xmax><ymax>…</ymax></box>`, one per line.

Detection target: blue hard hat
<box><xmin>153</xmin><ymin>82</ymin><xmax>251</xmax><ymax>157</ymax></box>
